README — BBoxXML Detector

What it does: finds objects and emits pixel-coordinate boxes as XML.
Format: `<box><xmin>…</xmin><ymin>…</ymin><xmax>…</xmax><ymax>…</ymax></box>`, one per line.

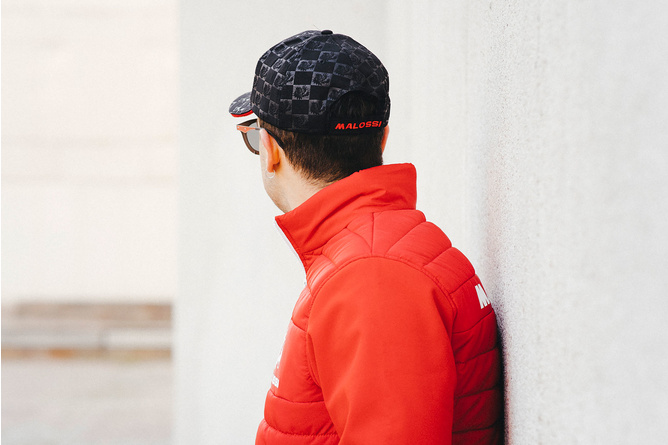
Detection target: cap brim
<box><xmin>229</xmin><ymin>92</ymin><xmax>253</xmax><ymax>117</ymax></box>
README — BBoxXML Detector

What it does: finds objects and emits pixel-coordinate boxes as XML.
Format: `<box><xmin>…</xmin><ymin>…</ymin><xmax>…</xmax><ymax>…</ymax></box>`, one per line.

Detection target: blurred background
<box><xmin>2</xmin><ymin>0</ymin><xmax>177</xmax><ymax>443</ymax></box>
<box><xmin>3</xmin><ymin>0</ymin><xmax>668</xmax><ymax>444</ymax></box>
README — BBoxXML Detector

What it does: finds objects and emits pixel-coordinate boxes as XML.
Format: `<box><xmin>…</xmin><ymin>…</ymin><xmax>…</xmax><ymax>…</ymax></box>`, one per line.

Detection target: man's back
<box><xmin>258</xmin><ymin>164</ymin><xmax>504</xmax><ymax>444</ymax></box>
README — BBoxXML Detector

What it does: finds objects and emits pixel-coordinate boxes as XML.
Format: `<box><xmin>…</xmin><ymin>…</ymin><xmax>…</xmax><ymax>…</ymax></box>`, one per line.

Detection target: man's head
<box><xmin>230</xmin><ymin>30</ymin><xmax>390</xmax><ymax>185</ymax></box>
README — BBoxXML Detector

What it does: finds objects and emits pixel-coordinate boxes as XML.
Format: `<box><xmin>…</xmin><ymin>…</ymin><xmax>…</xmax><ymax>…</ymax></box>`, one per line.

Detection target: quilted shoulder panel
<box><xmin>306</xmin><ymin>210</ymin><xmax>449</xmax><ymax>288</ymax></box>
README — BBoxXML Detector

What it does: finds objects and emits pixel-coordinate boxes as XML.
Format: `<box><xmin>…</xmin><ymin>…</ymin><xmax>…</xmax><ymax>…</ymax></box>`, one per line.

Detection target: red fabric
<box><xmin>257</xmin><ymin>164</ymin><xmax>504</xmax><ymax>445</ymax></box>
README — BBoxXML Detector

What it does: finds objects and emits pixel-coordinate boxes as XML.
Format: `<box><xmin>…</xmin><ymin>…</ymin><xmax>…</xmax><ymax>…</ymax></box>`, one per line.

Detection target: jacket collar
<box><xmin>275</xmin><ymin>163</ymin><xmax>417</xmax><ymax>269</ymax></box>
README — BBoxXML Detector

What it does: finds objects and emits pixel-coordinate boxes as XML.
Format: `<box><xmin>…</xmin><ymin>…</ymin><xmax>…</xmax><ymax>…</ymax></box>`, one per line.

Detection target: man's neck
<box><xmin>280</xmin><ymin>174</ymin><xmax>331</xmax><ymax>213</ymax></box>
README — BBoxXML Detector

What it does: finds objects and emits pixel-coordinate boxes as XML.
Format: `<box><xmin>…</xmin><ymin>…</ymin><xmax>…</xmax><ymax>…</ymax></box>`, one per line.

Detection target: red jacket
<box><xmin>256</xmin><ymin>164</ymin><xmax>504</xmax><ymax>444</ymax></box>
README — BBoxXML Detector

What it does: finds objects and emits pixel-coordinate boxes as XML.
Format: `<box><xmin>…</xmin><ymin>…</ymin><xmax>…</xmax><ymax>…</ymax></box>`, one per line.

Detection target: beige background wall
<box><xmin>2</xmin><ymin>0</ymin><xmax>179</xmax><ymax>304</ymax></box>
<box><xmin>176</xmin><ymin>1</ymin><xmax>393</xmax><ymax>442</ymax></box>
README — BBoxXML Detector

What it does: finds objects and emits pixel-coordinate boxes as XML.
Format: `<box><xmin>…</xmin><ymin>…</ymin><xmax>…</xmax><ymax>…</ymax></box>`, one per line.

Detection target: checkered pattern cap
<box><xmin>229</xmin><ymin>30</ymin><xmax>390</xmax><ymax>134</ymax></box>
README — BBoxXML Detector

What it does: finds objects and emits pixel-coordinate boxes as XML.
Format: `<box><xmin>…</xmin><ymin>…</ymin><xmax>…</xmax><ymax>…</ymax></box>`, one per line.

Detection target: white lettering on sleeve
<box><xmin>476</xmin><ymin>284</ymin><xmax>491</xmax><ymax>309</ymax></box>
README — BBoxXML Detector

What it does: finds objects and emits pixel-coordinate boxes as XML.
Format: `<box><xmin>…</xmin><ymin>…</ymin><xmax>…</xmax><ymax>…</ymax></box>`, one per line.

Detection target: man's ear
<box><xmin>380</xmin><ymin>125</ymin><xmax>390</xmax><ymax>154</ymax></box>
<box><xmin>260</xmin><ymin>129</ymin><xmax>281</xmax><ymax>174</ymax></box>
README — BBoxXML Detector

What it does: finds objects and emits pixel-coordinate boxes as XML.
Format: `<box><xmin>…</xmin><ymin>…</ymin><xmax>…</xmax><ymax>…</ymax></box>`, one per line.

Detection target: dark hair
<box><xmin>259</xmin><ymin>92</ymin><xmax>385</xmax><ymax>184</ymax></box>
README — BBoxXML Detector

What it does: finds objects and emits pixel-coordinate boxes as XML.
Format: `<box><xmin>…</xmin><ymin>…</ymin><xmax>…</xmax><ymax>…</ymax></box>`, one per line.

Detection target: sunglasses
<box><xmin>236</xmin><ymin>119</ymin><xmax>284</xmax><ymax>155</ymax></box>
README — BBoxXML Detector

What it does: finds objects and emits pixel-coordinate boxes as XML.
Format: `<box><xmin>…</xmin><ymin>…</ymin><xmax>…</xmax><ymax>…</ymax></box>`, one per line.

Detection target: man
<box><xmin>230</xmin><ymin>30</ymin><xmax>504</xmax><ymax>445</ymax></box>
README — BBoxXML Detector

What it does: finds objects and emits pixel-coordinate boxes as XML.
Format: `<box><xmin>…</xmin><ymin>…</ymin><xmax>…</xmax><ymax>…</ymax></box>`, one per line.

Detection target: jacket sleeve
<box><xmin>307</xmin><ymin>257</ymin><xmax>456</xmax><ymax>445</ymax></box>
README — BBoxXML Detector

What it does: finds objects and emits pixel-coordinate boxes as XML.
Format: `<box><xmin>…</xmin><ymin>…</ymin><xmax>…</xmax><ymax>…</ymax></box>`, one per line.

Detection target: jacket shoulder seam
<box><xmin>307</xmin><ymin>255</ymin><xmax>458</xmax><ymax>332</ymax></box>
<box><xmin>333</xmin><ymin>255</ymin><xmax>455</xmax><ymax>300</ymax></box>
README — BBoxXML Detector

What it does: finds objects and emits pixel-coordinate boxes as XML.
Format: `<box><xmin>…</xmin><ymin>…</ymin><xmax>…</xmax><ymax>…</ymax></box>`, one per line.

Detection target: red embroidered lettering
<box><xmin>335</xmin><ymin>120</ymin><xmax>383</xmax><ymax>131</ymax></box>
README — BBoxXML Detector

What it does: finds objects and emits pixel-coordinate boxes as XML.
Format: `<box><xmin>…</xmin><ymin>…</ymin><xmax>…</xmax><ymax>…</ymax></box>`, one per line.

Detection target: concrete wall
<box><xmin>1</xmin><ymin>0</ymin><xmax>179</xmax><ymax>304</ymax></box>
<box><xmin>177</xmin><ymin>0</ymin><xmax>668</xmax><ymax>443</ymax></box>
<box><xmin>458</xmin><ymin>2</ymin><xmax>668</xmax><ymax>443</ymax></box>
<box><xmin>176</xmin><ymin>2</ymin><xmax>390</xmax><ymax>442</ymax></box>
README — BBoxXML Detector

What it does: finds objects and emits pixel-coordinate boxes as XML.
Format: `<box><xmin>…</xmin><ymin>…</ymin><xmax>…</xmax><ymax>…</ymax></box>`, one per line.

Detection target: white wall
<box><xmin>176</xmin><ymin>1</ymin><xmax>389</xmax><ymax>442</ymax></box>
<box><xmin>459</xmin><ymin>2</ymin><xmax>668</xmax><ymax>443</ymax></box>
<box><xmin>2</xmin><ymin>0</ymin><xmax>179</xmax><ymax>304</ymax></box>
<box><xmin>178</xmin><ymin>0</ymin><xmax>668</xmax><ymax>443</ymax></box>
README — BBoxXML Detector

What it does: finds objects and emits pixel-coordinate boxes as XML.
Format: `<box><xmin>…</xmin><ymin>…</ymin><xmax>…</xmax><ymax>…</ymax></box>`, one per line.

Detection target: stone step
<box><xmin>2</xmin><ymin>303</ymin><xmax>172</xmax><ymax>359</ymax></box>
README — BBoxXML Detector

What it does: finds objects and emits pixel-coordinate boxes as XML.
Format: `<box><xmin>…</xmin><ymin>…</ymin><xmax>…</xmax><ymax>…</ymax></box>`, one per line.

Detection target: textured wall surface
<box><xmin>2</xmin><ymin>0</ymin><xmax>179</xmax><ymax>303</ymax></box>
<box><xmin>461</xmin><ymin>2</ymin><xmax>668</xmax><ymax>443</ymax></box>
<box><xmin>178</xmin><ymin>1</ymin><xmax>668</xmax><ymax>443</ymax></box>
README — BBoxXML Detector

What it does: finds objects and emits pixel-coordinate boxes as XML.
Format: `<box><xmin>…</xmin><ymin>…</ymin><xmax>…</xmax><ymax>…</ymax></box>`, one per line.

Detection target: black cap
<box><xmin>229</xmin><ymin>30</ymin><xmax>390</xmax><ymax>134</ymax></box>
